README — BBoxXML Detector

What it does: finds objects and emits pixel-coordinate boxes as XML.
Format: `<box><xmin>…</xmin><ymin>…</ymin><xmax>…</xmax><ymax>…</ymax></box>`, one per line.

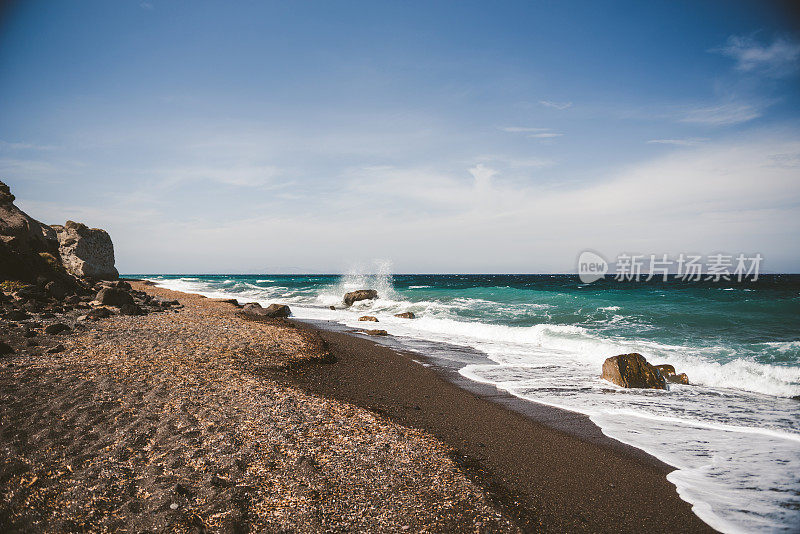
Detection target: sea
<box><xmin>137</xmin><ymin>269</ymin><xmax>800</xmax><ymax>533</ymax></box>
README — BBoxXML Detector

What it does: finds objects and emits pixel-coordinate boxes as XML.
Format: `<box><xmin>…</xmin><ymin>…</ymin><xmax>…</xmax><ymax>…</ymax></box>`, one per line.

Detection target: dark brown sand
<box><xmin>284</xmin><ymin>322</ymin><xmax>716</xmax><ymax>533</ymax></box>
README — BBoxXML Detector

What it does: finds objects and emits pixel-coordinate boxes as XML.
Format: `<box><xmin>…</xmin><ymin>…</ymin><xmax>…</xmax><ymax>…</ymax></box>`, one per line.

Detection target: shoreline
<box><xmin>282</xmin><ymin>317</ymin><xmax>714</xmax><ymax>533</ymax></box>
<box><xmin>0</xmin><ymin>279</ymin><xmax>714</xmax><ymax>531</ymax></box>
<box><xmin>144</xmin><ymin>281</ymin><xmax>715</xmax><ymax>532</ymax></box>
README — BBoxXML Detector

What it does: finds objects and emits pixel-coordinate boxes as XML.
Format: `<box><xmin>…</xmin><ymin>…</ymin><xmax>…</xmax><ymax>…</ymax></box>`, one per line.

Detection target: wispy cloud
<box><xmin>647</xmin><ymin>138</ymin><xmax>708</xmax><ymax>146</ymax></box>
<box><xmin>499</xmin><ymin>126</ymin><xmax>563</xmax><ymax>140</ymax></box>
<box><xmin>714</xmin><ymin>35</ymin><xmax>800</xmax><ymax>77</ymax></box>
<box><xmin>0</xmin><ymin>140</ymin><xmax>57</xmax><ymax>151</ymax></box>
<box><xmin>539</xmin><ymin>100</ymin><xmax>572</xmax><ymax>110</ymax></box>
<box><xmin>140</xmin><ymin>2</ymin><xmax>154</xmax><ymax>10</ymax></box>
<box><xmin>156</xmin><ymin>164</ymin><xmax>281</xmax><ymax>188</ymax></box>
<box><xmin>498</xmin><ymin>126</ymin><xmax>549</xmax><ymax>133</ymax></box>
<box><xmin>680</xmin><ymin>103</ymin><xmax>762</xmax><ymax>126</ymax></box>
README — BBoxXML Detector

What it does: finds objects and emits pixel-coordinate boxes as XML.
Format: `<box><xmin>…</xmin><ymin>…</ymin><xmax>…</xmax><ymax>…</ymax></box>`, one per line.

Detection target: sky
<box><xmin>1</xmin><ymin>0</ymin><xmax>799</xmax><ymax>273</ymax></box>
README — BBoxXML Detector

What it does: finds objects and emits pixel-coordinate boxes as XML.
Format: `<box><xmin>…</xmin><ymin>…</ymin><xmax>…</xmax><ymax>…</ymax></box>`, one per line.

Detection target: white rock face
<box><xmin>51</xmin><ymin>220</ymin><xmax>118</xmax><ymax>280</ymax></box>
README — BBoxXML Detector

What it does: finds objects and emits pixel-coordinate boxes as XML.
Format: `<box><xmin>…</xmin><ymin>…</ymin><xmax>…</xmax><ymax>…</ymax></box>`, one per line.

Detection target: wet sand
<box><xmin>283</xmin><ymin>320</ymin><xmax>715</xmax><ymax>533</ymax></box>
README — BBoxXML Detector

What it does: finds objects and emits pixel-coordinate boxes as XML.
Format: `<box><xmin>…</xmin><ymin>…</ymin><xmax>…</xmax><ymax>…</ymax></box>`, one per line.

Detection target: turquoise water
<box><xmin>138</xmin><ymin>272</ymin><xmax>800</xmax><ymax>533</ymax></box>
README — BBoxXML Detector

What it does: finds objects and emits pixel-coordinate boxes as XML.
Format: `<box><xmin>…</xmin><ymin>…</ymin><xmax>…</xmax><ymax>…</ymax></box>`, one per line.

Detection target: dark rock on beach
<box><xmin>44</xmin><ymin>323</ymin><xmax>71</xmax><ymax>335</ymax></box>
<box><xmin>239</xmin><ymin>302</ymin><xmax>291</xmax><ymax>319</ymax></box>
<box><xmin>95</xmin><ymin>287</ymin><xmax>134</xmax><ymax>307</ymax></box>
<box><xmin>359</xmin><ymin>315</ymin><xmax>378</xmax><ymax>322</ymax></box>
<box><xmin>394</xmin><ymin>312</ymin><xmax>415</xmax><ymax>319</ymax></box>
<box><xmin>343</xmin><ymin>289</ymin><xmax>378</xmax><ymax>306</ymax></box>
<box><xmin>85</xmin><ymin>307</ymin><xmax>113</xmax><ymax>320</ymax></box>
<box><xmin>602</xmin><ymin>353</ymin><xmax>667</xmax><ymax>389</ymax></box>
<box><xmin>119</xmin><ymin>302</ymin><xmax>145</xmax><ymax>316</ymax></box>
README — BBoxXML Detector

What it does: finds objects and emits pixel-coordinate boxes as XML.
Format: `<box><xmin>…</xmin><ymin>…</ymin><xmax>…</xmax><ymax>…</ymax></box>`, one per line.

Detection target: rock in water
<box><xmin>666</xmin><ymin>373</ymin><xmax>689</xmax><ymax>385</ymax></box>
<box><xmin>359</xmin><ymin>315</ymin><xmax>378</xmax><ymax>322</ymax></box>
<box><xmin>343</xmin><ymin>289</ymin><xmax>378</xmax><ymax>307</ymax></box>
<box><xmin>364</xmin><ymin>329</ymin><xmax>388</xmax><ymax>336</ymax></box>
<box><xmin>654</xmin><ymin>364</ymin><xmax>675</xmax><ymax>375</ymax></box>
<box><xmin>602</xmin><ymin>353</ymin><xmax>667</xmax><ymax>389</ymax></box>
<box><xmin>394</xmin><ymin>312</ymin><xmax>415</xmax><ymax>319</ymax></box>
<box><xmin>654</xmin><ymin>363</ymin><xmax>690</xmax><ymax>385</ymax></box>
<box><xmin>51</xmin><ymin>220</ymin><xmax>118</xmax><ymax>280</ymax></box>
<box><xmin>96</xmin><ymin>287</ymin><xmax>134</xmax><ymax>307</ymax></box>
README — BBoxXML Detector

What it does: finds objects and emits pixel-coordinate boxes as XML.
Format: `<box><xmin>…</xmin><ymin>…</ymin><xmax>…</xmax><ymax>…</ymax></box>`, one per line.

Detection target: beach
<box><xmin>1</xmin><ymin>281</ymin><xmax>712</xmax><ymax>532</ymax></box>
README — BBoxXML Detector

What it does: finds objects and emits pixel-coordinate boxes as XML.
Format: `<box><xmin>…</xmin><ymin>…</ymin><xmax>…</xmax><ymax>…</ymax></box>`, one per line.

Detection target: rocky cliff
<box><xmin>0</xmin><ymin>181</ymin><xmax>63</xmax><ymax>283</ymax></box>
<box><xmin>0</xmin><ymin>180</ymin><xmax>118</xmax><ymax>285</ymax></box>
<box><xmin>51</xmin><ymin>221</ymin><xmax>118</xmax><ymax>280</ymax></box>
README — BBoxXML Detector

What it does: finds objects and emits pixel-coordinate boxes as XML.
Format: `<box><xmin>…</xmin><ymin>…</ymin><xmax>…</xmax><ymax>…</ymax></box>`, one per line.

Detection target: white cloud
<box><xmin>31</xmin><ymin>133</ymin><xmax>797</xmax><ymax>273</ymax></box>
<box><xmin>680</xmin><ymin>103</ymin><xmax>762</xmax><ymax>126</ymax></box>
<box><xmin>528</xmin><ymin>132</ymin><xmax>563</xmax><ymax>139</ymax></box>
<box><xmin>715</xmin><ymin>35</ymin><xmax>800</xmax><ymax>76</ymax></box>
<box><xmin>539</xmin><ymin>100</ymin><xmax>572</xmax><ymax>110</ymax></box>
<box><xmin>647</xmin><ymin>138</ymin><xmax>708</xmax><ymax>146</ymax></box>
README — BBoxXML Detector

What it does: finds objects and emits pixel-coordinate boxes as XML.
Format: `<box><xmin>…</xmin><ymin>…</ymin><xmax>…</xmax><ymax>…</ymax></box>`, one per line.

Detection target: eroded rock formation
<box><xmin>51</xmin><ymin>221</ymin><xmax>118</xmax><ymax>280</ymax></box>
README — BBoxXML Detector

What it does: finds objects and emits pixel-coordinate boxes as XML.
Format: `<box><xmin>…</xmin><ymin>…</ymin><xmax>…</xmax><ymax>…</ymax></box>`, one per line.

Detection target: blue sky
<box><xmin>1</xmin><ymin>0</ymin><xmax>799</xmax><ymax>273</ymax></box>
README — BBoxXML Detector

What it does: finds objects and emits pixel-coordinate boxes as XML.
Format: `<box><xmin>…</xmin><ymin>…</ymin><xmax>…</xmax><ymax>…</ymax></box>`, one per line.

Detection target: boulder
<box><xmin>364</xmin><ymin>329</ymin><xmax>388</xmax><ymax>336</ymax></box>
<box><xmin>239</xmin><ymin>302</ymin><xmax>291</xmax><ymax>318</ymax></box>
<box><xmin>119</xmin><ymin>302</ymin><xmax>145</xmax><ymax>316</ymax></box>
<box><xmin>601</xmin><ymin>353</ymin><xmax>667</xmax><ymax>389</ymax></box>
<box><xmin>46</xmin><ymin>343</ymin><xmax>65</xmax><ymax>354</ymax></box>
<box><xmin>44</xmin><ymin>323</ymin><xmax>71</xmax><ymax>335</ymax></box>
<box><xmin>0</xmin><ymin>341</ymin><xmax>14</xmax><ymax>355</ymax></box>
<box><xmin>666</xmin><ymin>373</ymin><xmax>689</xmax><ymax>385</ymax></box>
<box><xmin>51</xmin><ymin>220</ymin><xmax>118</xmax><ymax>280</ymax></box>
<box><xmin>45</xmin><ymin>280</ymin><xmax>68</xmax><ymax>299</ymax></box>
<box><xmin>654</xmin><ymin>364</ymin><xmax>675</xmax><ymax>375</ymax></box>
<box><xmin>343</xmin><ymin>289</ymin><xmax>378</xmax><ymax>307</ymax></box>
<box><xmin>5</xmin><ymin>310</ymin><xmax>30</xmax><ymax>321</ymax></box>
<box><xmin>654</xmin><ymin>364</ymin><xmax>690</xmax><ymax>385</ymax></box>
<box><xmin>394</xmin><ymin>312</ymin><xmax>415</xmax><ymax>319</ymax></box>
<box><xmin>263</xmin><ymin>304</ymin><xmax>291</xmax><ymax>318</ymax></box>
<box><xmin>96</xmin><ymin>287</ymin><xmax>134</xmax><ymax>307</ymax></box>
<box><xmin>359</xmin><ymin>315</ymin><xmax>378</xmax><ymax>322</ymax></box>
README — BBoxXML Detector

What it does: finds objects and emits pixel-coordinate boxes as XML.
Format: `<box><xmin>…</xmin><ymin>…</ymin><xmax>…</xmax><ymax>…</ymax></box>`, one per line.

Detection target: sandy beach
<box><xmin>0</xmin><ymin>281</ymin><xmax>713</xmax><ymax>532</ymax></box>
